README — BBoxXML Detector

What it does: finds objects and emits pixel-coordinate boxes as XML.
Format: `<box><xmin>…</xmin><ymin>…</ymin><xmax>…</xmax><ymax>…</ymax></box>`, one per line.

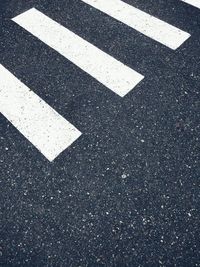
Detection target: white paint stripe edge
<box><xmin>81</xmin><ymin>0</ymin><xmax>191</xmax><ymax>50</ymax></box>
<box><xmin>12</xmin><ymin>8</ymin><xmax>144</xmax><ymax>97</ymax></box>
<box><xmin>0</xmin><ymin>65</ymin><xmax>82</xmax><ymax>161</ymax></box>
<box><xmin>181</xmin><ymin>0</ymin><xmax>200</xmax><ymax>9</ymax></box>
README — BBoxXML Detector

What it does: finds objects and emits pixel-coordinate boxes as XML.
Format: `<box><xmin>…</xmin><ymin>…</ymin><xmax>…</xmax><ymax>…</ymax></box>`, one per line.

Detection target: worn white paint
<box><xmin>81</xmin><ymin>0</ymin><xmax>190</xmax><ymax>50</ymax></box>
<box><xmin>0</xmin><ymin>64</ymin><xmax>81</xmax><ymax>161</ymax></box>
<box><xmin>12</xmin><ymin>8</ymin><xmax>144</xmax><ymax>97</ymax></box>
<box><xmin>181</xmin><ymin>0</ymin><xmax>200</xmax><ymax>9</ymax></box>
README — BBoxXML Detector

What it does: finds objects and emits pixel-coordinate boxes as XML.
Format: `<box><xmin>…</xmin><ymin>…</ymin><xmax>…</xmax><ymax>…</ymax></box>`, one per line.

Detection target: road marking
<box><xmin>181</xmin><ymin>0</ymin><xmax>200</xmax><ymax>9</ymax></box>
<box><xmin>12</xmin><ymin>8</ymin><xmax>144</xmax><ymax>97</ymax></box>
<box><xmin>0</xmin><ymin>64</ymin><xmax>82</xmax><ymax>161</ymax></box>
<box><xmin>81</xmin><ymin>0</ymin><xmax>190</xmax><ymax>50</ymax></box>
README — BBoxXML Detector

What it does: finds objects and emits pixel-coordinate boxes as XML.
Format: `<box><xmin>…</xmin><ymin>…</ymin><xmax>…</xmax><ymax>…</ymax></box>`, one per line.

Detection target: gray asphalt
<box><xmin>0</xmin><ymin>0</ymin><xmax>199</xmax><ymax>266</ymax></box>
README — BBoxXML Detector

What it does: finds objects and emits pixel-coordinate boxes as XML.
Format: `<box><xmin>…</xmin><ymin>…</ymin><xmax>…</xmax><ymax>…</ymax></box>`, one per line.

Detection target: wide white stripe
<box><xmin>81</xmin><ymin>0</ymin><xmax>190</xmax><ymax>50</ymax></box>
<box><xmin>181</xmin><ymin>0</ymin><xmax>200</xmax><ymax>9</ymax></box>
<box><xmin>0</xmin><ymin>65</ymin><xmax>81</xmax><ymax>161</ymax></box>
<box><xmin>12</xmin><ymin>8</ymin><xmax>144</xmax><ymax>97</ymax></box>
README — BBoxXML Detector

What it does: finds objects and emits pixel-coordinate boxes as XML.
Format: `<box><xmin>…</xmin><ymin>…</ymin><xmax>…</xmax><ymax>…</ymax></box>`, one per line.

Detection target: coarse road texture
<box><xmin>0</xmin><ymin>0</ymin><xmax>199</xmax><ymax>266</ymax></box>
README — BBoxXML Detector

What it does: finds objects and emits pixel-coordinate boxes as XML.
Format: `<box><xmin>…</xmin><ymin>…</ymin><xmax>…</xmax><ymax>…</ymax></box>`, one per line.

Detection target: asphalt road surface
<box><xmin>0</xmin><ymin>0</ymin><xmax>200</xmax><ymax>266</ymax></box>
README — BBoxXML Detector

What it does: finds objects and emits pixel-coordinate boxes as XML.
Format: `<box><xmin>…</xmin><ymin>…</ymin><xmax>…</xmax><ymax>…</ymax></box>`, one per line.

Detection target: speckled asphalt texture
<box><xmin>0</xmin><ymin>0</ymin><xmax>200</xmax><ymax>266</ymax></box>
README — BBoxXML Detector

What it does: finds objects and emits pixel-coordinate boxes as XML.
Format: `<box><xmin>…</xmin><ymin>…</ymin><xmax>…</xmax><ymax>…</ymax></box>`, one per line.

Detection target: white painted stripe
<box><xmin>0</xmin><ymin>65</ymin><xmax>81</xmax><ymax>161</ymax></box>
<box><xmin>181</xmin><ymin>0</ymin><xmax>200</xmax><ymax>9</ymax></box>
<box><xmin>81</xmin><ymin>0</ymin><xmax>191</xmax><ymax>50</ymax></box>
<box><xmin>12</xmin><ymin>8</ymin><xmax>144</xmax><ymax>97</ymax></box>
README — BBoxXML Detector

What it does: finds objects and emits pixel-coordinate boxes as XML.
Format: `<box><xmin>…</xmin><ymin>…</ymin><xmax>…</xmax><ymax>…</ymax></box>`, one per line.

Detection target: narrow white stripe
<box><xmin>0</xmin><ymin>65</ymin><xmax>81</xmax><ymax>161</ymax></box>
<box><xmin>181</xmin><ymin>0</ymin><xmax>200</xmax><ymax>9</ymax></box>
<box><xmin>81</xmin><ymin>0</ymin><xmax>190</xmax><ymax>50</ymax></box>
<box><xmin>12</xmin><ymin>8</ymin><xmax>144</xmax><ymax>97</ymax></box>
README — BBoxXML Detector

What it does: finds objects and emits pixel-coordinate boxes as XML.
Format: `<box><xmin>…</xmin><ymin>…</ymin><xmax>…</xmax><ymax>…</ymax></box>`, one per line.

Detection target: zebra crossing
<box><xmin>0</xmin><ymin>65</ymin><xmax>82</xmax><ymax>162</ymax></box>
<box><xmin>12</xmin><ymin>8</ymin><xmax>144</xmax><ymax>97</ymax></box>
<box><xmin>181</xmin><ymin>0</ymin><xmax>200</xmax><ymax>9</ymax></box>
<box><xmin>81</xmin><ymin>0</ymin><xmax>190</xmax><ymax>50</ymax></box>
<box><xmin>0</xmin><ymin>0</ymin><xmax>198</xmax><ymax>161</ymax></box>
